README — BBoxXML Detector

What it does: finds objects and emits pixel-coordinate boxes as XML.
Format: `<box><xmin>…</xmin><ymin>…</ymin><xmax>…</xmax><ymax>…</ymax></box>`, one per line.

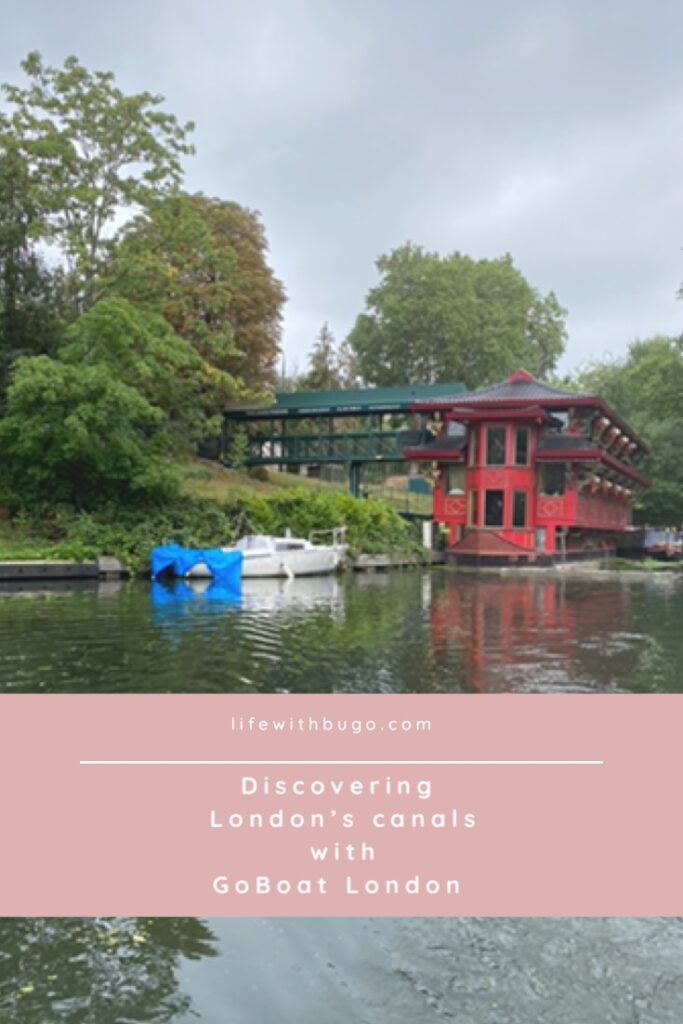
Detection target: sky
<box><xmin>1</xmin><ymin>0</ymin><xmax>682</xmax><ymax>376</ymax></box>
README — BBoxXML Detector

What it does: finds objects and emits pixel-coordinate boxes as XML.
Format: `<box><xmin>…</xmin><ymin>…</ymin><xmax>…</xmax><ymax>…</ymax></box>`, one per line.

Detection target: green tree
<box><xmin>570</xmin><ymin>335</ymin><xmax>683</xmax><ymax>524</ymax></box>
<box><xmin>0</xmin><ymin>133</ymin><xmax>63</xmax><ymax>400</ymax></box>
<box><xmin>2</xmin><ymin>51</ymin><xmax>194</xmax><ymax>311</ymax></box>
<box><xmin>103</xmin><ymin>192</ymin><xmax>285</xmax><ymax>399</ymax></box>
<box><xmin>227</xmin><ymin>425</ymin><xmax>249</xmax><ymax>470</ymax></box>
<box><xmin>60</xmin><ymin>297</ymin><xmax>220</xmax><ymax>446</ymax></box>
<box><xmin>348</xmin><ymin>244</ymin><xmax>566</xmax><ymax>388</ymax></box>
<box><xmin>337</xmin><ymin>337</ymin><xmax>360</xmax><ymax>387</ymax></box>
<box><xmin>0</xmin><ymin>355</ymin><xmax>176</xmax><ymax>508</ymax></box>
<box><xmin>100</xmin><ymin>195</ymin><xmax>242</xmax><ymax>413</ymax></box>
<box><xmin>302</xmin><ymin>322</ymin><xmax>342</xmax><ymax>390</ymax></box>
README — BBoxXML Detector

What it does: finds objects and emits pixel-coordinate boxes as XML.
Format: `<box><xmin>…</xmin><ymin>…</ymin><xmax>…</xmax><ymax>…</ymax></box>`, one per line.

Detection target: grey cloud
<box><xmin>1</xmin><ymin>0</ymin><xmax>681</xmax><ymax>373</ymax></box>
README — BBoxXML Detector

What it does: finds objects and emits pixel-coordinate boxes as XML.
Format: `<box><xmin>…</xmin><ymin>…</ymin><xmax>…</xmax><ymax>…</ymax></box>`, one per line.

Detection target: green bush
<box><xmin>5</xmin><ymin>488</ymin><xmax>419</xmax><ymax>575</ymax></box>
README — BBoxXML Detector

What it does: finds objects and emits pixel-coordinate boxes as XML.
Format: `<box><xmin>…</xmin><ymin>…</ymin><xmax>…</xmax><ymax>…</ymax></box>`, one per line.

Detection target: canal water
<box><xmin>2</xmin><ymin>916</ymin><xmax>683</xmax><ymax>1022</ymax></box>
<box><xmin>0</xmin><ymin>569</ymin><xmax>682</xmax><ymax>693</ymax></box>
<box><xmin>3</xmin><ymin>570</ymin><xmax>682</xmax><ymax>1020</ymax></box>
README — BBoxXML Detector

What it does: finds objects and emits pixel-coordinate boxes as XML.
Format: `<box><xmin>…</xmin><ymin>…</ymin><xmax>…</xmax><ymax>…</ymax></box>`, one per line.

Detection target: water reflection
<box><xmin>0</xmin><ymin>918</ymin><xmax>218</xmax><ymax>1024</ymax></box>
<box><xmin>0</xmin><ymin>570</ymin><xmax>681</xmax><ymax>693</ymax></box>
<box><xmin>2</xmin><ymin>917</ymin><xmax>682</xmax><ymax>1023</ymax></box>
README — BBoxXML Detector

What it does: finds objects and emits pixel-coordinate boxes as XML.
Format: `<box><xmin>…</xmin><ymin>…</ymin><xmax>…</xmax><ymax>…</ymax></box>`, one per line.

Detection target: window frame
<box><xmin>485</xmin><ymin>426</ymin><xmax>506</xmax><ymax>466</ymax></box>
<box><xmin>512</xmin><ymin>490</ymin><xmax>527</xmax><ymax>528</ymax></box>
<box><xmin>514</xmin><ymin>428</ymin><xmax>530</xmax><ymax>466</ymax></box>
<box><xmin>484</xmin><ymin>489</ymin><xmax>505</xmax><ymax>528</ymax></box>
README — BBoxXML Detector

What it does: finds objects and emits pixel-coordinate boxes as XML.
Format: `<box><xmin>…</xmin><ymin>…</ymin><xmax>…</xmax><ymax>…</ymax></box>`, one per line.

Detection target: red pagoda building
<box><xmin>404</xmin><ymin>369</ymin><xmax>649</xmax><ymax>565</ymax></box>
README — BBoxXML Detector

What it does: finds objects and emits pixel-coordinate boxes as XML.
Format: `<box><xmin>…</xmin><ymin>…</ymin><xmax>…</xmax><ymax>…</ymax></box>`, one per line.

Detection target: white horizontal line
<box><xmin>80</xmin><ymin>759</ymin><xmax>604</xmax><ymax>766</ymax></box>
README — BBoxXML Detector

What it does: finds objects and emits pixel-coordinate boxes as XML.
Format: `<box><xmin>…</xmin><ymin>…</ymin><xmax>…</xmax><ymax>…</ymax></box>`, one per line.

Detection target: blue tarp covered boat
<box><xmin>150</xmin><ymin>545</ymin><xmax>243</xmax><ymax>587</ymax></box>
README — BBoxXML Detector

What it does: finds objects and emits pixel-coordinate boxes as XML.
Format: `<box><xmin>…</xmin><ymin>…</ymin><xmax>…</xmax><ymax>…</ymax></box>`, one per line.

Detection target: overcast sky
<box><xmin>2</xmin><ymin>0</ymin><xmax>682</xmax><ymax>376</ymax></box>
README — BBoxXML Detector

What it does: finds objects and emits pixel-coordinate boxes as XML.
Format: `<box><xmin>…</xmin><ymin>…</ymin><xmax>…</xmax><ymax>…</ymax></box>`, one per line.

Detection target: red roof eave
<box><xmin>402</xmin><ymin>447</ymin><xmax>465</xmax><ymax>462</ymax></box>
<box><xmin>410</xmin><ymin>395</ymin><xmax>649</xmax><ymax>455</ymax></box>
<box><xmin>444</xmin><ymin>406</ymin><xmax>550</xmax><ymax>424</ymax></box>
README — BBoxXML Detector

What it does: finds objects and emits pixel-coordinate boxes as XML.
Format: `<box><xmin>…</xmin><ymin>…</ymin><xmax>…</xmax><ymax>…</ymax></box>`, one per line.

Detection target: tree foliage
<box><xmin>103</xmin><ymin>192</ymin><xmax>285</xmax><ymax>401</ymax></box>
<box><xmin>302</xmin><ymin>322</ymin><xmax>340</xmax><ymax>390</ymax></box>
<box><xmin>60</xmin><ymin>298</ymin><xmax>215</xmax><ymax>445</ymax></box>
<box><xmin>570</xmin><ymin>335</ymin><xmax>683</xmax><ymax>524</ymax></box>
<box><xmin>0</xmin><ymin>355</ymin><xmax>176</xmax><ymax>508</ymax></box>
<box><xmin>100</xmin><ymin>195</ymin><xmax>242</xmax><ymax>414</ymax></box>
<box><xmin>0</xmin><ymin>135</ymin><xmax>63</xmax><ymax>400</ymax></box>
<box><xmin>348</xmin><ymin>244</ymin><xmax>567</xmax><ymax>388</ymax></box>
<box><xmin>300</xmin><ymin>322</ymin><xmax>360</xmax><ymax>391</ymax></box>
<box><xmin>0</xmin><ymin>54</ymin><xmax>287</xmax><ymax>513</ymax></box>
<box><xmin>186</xmin><ymin>194</ymin><xmax>285</xmax><ymax>390</ymax></box>
<box><xmin>2</xmin><ymin>51</ymin><xmax>194</xmax><ymax>310</ymax></box>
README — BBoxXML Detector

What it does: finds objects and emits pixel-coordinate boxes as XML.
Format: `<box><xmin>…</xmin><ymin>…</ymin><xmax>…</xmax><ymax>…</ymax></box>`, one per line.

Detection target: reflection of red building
<box><xmin>404</xmin><ymin>370</ymin><xmax>649</xmax><ymax>564</ymax></box>
<box><xmin>429</xmin><ymin>576</ymin><xmax>632</xmax><ymax>691</ymax></box>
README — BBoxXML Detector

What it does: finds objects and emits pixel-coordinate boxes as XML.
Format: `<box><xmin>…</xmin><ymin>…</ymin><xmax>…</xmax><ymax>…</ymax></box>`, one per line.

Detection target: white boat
<box><xmin>186</xmin><ymin>529</ymin><xmax>347</xmax><ymax>579</ymax></box>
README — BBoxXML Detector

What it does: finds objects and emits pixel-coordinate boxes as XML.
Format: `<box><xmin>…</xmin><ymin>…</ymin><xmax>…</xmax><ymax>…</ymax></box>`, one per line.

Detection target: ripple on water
<box><xmin>0</xmin><ymin>572</ymin><xmax>681</xmax><ymax>693</ymax></box>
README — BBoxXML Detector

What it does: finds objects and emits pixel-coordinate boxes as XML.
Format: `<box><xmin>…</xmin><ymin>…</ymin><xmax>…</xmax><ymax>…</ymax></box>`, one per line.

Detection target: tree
<box><xmin>569</xmin><ymin>335</ymin><xmax>683</xmax><ymax>524</ymax></box>
<box><xmin>103</xmin><ymin>192</ymin><xmax>285</xmax><ymax>399</ymax></box>
<box><xmin>348</xmin><ymin>244</ymin><xmax>566</xmax><ymax>388</ymax></box>
<box><xmin>0</xmin><ymin>133</ymin><xmax>63</xmax><ymax>400</ymax></box>
<box><xmin>2</xmin><ymin>51</ymin><xmax>194</xmax><ymax>311</ymax></box>
<box><xmin>227</xmin><ymin>425</ymin><xmax>249</xmax><ymax>470</ymax></box>
<box><xmin>0</xmin><ymin>355</ymin><xmax>176</xmax><ymax>508</ymax></box>
<box><xmin>186</xmin><ymin>194</ymin><xmax>285</xmax><ymax>390</ymax></box>
<box><xmin>100</xmin><ymin>196</ymin><xmax>242</xmax><ymax>410</ymax></box>
<box><xmin>337</xmin><ymin>337</ymin><xmax>360</xmax><ymax>388</ymax></box>
<box><xmin>302</xmin><ymin>322</ymin><xmax>342</xmax><ymax>390</ymax></box>
<box><xmin>60</xmin><ymin>298</ymin><xmax>223</xmax><ymax>446</ymax></box>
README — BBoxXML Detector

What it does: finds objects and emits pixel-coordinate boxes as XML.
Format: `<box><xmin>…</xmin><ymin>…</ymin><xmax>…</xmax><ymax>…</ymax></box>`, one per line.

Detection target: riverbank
<box><xmin>0</xmin><ymin>464</ymin><xmax>423</xmax><ymax>577</ymax></box>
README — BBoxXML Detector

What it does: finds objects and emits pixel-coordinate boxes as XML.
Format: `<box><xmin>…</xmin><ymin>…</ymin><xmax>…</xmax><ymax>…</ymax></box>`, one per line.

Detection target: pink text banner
<box><xmin>0</xmin><ymin>694</ymin><xmax>680</xmax><ymax>916</ymax></box>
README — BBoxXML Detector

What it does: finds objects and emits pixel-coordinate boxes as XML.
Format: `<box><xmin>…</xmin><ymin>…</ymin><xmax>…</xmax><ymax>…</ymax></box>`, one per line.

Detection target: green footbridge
<box><xmin>223</xmin><ymin>382</ymin><xmax>464</xmax><ymax>503</ymax></box>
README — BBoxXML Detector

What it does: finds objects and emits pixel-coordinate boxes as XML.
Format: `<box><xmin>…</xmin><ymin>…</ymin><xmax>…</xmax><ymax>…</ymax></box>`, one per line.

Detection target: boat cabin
<box><xmin>404</xmin><ymin>370</ymin><xmax>649</xmax><ymax>564</ymax></box>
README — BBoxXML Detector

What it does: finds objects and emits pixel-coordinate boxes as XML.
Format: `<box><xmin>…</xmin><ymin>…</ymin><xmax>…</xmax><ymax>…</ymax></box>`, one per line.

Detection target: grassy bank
<box><xmin>0</xmin><ymin>464</ymin><xmax>422</xmax><ymax>575</ymax></box>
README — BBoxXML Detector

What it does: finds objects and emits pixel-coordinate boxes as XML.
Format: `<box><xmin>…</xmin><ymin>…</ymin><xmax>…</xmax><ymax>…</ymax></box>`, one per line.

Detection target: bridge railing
<box><xmin>245</xmin><ymin>429</ymin><xmax>428</xmax><ymax>465</ymax></box>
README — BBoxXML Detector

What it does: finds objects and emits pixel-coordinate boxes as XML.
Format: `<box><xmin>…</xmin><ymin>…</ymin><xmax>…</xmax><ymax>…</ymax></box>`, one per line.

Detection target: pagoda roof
<box><xmin>412</xmin><ymin>369</ymin><xmax>649</xmax><ymax>454</ymax></box>
<box><xmin>429</xmin><ymin>370</ymin><xmax>584</xmax><ymax>406</ymax></box>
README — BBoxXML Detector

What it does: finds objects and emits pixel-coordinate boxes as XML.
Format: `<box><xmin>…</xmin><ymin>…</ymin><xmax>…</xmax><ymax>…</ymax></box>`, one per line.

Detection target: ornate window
<box><xmin>514</xmin><ymin>428</ymin><xmax>529</xmax><ymax>466</ymax></box>
<box><xmin>484</xmin><ymin>490</ymin><xmax>504</xmax><ymax>527</ymax></box>
<box><xmin>513</xmin><ymin>491</ymin><xmax>527</xmax><ymax>527</ymax></box>
<box><xmin>444</xmin><ymin>464</ymin><xmax>465</xmax><ymax>494</ymax></box>
<box><xmin>540</xmin><ymin>464</ymin><xmax>566</xmax><ymax>496</ymax></box>
<box><xmin>486</xmin><ymin>427</ymin><xmax>506</xmax><ymax>465</ymax></box>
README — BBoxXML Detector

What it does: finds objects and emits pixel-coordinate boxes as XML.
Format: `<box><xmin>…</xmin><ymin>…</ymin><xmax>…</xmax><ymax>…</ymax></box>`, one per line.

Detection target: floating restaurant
<box><xmin>404</xmin><ymin>370</ymin><xmax>649</xmax><ymax>565</ymax></box>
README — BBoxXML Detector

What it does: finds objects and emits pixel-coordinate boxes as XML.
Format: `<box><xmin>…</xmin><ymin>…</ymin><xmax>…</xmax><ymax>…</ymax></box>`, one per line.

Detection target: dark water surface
<box><xmin>1</xmin><ymin>569</ymin><xmax>682</xmax><ymax>693</ymax></box>
<box><xmin>2</xmin><ymin>917</ymin><xmax>682</xmax><ymax>1022</ymax></box>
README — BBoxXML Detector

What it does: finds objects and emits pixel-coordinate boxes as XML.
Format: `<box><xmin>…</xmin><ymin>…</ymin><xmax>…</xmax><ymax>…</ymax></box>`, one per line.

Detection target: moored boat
<box><xmin>184</xmin><ymin>529</ymin><xmax>348</xmax><ymax>579</ymax></box>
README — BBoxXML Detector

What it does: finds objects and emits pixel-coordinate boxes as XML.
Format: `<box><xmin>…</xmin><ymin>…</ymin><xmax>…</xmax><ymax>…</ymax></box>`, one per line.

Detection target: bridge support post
<box><xmin>349</xmin><ymin>461</ymin><xmax>361</xmax><ymax>497</ymax></box>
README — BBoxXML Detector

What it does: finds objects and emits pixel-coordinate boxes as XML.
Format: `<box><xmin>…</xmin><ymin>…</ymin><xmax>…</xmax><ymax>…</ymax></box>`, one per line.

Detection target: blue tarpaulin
<box><xmin>150</xmin><ymin>545</ymin><xmax>243</xmax><ymax>588</ymax></box>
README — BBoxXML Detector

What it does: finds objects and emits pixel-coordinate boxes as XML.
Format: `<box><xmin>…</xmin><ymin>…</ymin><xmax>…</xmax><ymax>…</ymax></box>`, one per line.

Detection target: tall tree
<box><xmin>60</xmin><ymin>297</ymin><xmax>224</xmax><ymax>446</ymax></box>
<box><xmin>186</xmin><ymin>194</ymin><xmax>285</xmax><ymax>390</ymax></box>
<box><xmin>103</xmin><ymin>192</ymin><xmax>285</xmax><ymax>397</ymax></box>
<box><xmin>336</xmin><ymin>337</ymin><xmax>360</xmax><ymax>388</ymax></box>
<box><xmin>101</xmin><ymin>194</ymin><xmax>241</xmax><ymax>402</ymax></box>
<box><xmin>303</xmin><ymin>322</ymin><xmax>342</xmax><ymax>390</ymax></box>
<box><xmin>0</xmin><ymin>131</ymin><xmax>63</xmax><ymax>400</ymax></box>
<box><xmin>348</xmin><ymin>244</ymin><xmax>566</xmax><ymax>388</ymax></box>
<box><xmin>2</xmin><ymin>51</ymin><xmax>194</xmax><ymax>311</ymax></box>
